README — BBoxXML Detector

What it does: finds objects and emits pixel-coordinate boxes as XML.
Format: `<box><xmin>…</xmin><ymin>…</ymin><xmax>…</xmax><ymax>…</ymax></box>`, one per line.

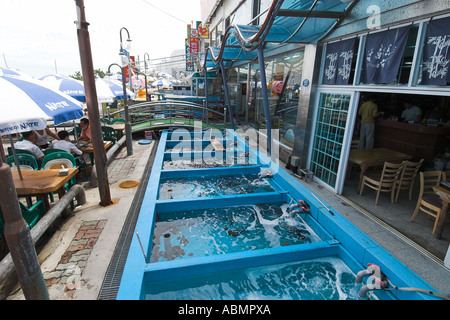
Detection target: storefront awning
<box><xmin>202</xmin><ymin>0</ymin><xmax>358</xmax><ymax>68</ymax></box>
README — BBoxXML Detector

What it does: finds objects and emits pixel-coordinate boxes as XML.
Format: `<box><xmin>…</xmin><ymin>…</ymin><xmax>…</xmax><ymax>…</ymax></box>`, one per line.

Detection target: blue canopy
<box><xmin>202</xmin><ymin>0</ymin><xmax>357</xmax><ymax>68</ymax></box>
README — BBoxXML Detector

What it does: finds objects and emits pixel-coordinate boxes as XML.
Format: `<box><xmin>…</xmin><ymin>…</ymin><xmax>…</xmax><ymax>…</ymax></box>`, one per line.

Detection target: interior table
<box><xmin>348</xmin><ymin>148</ymin><xmax>413</xmax><ymax>191</ymax></box>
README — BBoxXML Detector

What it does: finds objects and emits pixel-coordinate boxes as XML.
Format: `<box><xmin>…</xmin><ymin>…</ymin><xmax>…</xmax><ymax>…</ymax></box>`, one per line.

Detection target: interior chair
<box><xmin>6</xmin><ymin>154</ymin><xmax>38</xmax><ymax>170</ymax></box>
<box><xmin>359</xmin><ymin>161</ymin><xmax>404</xmax><ymax>205</ymax></box>
<box><xmin>111</xmin><ymin>118</ymin><xmax>125</xmax><ymax>124</ymax></box>
<box><xmin>0</xmin><ymin>200</ymin><xmax>46</xmax><ymax>239</ymax></box>
<box><xmin>410</xmin><ymin>171</ymin><xmax>443</xmax><ymax>235</ymax></box>
<box><xmin>394</xmin><ymin>159</ymin><xmax>424</xmax><ymax>202</ymax></box>
<box><xmin>442</xmin><ymin>171</ymin><xmax>450</xmax><ymax>182</ymax></box>
<box><xmin>350</xmin><ymin>139</ymin><xmax>360</xmax><ymax>149</ymax></box>
<box><xmin>101</xmin><ymin>126</ymin><xmax>118</xmax><ymax>145</ymax></box>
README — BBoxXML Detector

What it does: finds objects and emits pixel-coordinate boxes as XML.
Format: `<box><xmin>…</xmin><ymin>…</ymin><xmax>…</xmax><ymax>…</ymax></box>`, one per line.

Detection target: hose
<box><xmin>386</xmin><ymin>280</ymin><xmax>450</xmax><ymax>301</ymax></box>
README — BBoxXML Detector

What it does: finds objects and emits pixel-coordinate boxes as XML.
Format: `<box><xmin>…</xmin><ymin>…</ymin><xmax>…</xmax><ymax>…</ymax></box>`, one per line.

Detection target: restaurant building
<box><xmin>199</xmin><ymin>0</ymin><xmax>450</xmax><ymax>194</ymax></box>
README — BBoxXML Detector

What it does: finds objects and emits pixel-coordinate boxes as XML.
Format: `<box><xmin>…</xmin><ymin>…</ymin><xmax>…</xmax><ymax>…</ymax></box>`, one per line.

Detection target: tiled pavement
<box><xmin>3</xmin><ymin>137</ymin><xmax>155</xmax><ymax>300</ymax></box>
<box><xmin>43</xmin><ymin>220</ymin><xmax>106</xmax><ymax>299</ymax></box>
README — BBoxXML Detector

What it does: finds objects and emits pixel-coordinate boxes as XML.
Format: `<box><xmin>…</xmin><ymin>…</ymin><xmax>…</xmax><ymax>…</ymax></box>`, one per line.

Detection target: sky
<box><xmin>0</xmin><ymin>0</ymin><xmax>202</xmax><ymax>78</ymax></box>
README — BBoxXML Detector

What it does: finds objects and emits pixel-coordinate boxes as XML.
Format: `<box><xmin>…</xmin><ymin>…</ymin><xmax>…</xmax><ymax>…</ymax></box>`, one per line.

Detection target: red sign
<box><xmin>190</xmin><ymin>29</ymin><xmax>199</xmax><ymax>55</ymax></box>
<box><xmin>198</xmin><ymin>23</ymin><xmax>209</xmax><ymax>38</ymax></box>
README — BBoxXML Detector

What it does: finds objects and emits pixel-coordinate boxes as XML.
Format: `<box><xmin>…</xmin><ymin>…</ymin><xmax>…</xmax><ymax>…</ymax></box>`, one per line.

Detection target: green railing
<box><xmin>107</xmin><ymin>99</ymin><xmax>229</xmax><ymax>131</ymax></box>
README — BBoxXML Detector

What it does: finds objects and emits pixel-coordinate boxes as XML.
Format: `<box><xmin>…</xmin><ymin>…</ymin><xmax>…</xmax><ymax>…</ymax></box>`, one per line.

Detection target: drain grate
<box><xmin>97</xmin><ymin>141</ymin><xmax>157</xmax><ymax>300</ymax></box>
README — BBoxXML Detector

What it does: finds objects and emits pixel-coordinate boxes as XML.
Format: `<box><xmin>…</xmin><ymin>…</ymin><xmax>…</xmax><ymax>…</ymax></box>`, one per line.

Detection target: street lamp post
<box><xmin>144</xmin><ymin>53</ymin><xmax>150</xmax><ymax>75</ymax></box>
<box><xmin>119</xmin><ymin>27</ymin><xmax>133</xmax><ymax>156</ymax></box>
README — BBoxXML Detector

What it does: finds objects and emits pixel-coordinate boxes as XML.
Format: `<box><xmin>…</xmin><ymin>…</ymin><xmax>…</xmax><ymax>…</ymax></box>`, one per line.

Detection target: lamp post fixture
<box><xmin>118</xmin><ymin>27</ymin><xmax>133</xmax><ymax>156</ymax></box>
<box><xmin>144</xmin><ymin>53</ymin><xmax>150</xmax><ymax>75</ymax></box>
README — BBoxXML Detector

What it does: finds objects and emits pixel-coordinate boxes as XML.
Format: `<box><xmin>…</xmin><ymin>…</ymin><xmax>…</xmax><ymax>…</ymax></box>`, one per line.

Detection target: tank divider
<box><xmin>142</xmin><ymin>241</ymin><xmax>339</xmax><ymax>283</ymax></box>
<box><xmin>155</xmin><ymin>192</ymin><xmax>289</xmax><ymax>213</ymax></box>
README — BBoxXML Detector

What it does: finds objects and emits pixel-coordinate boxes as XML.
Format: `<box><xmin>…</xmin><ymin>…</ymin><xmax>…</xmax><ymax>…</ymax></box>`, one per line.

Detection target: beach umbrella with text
<box><xmin>0</xmin><ymin>75</ymin><xmax>83</xmax><ymax>178</ymax></box>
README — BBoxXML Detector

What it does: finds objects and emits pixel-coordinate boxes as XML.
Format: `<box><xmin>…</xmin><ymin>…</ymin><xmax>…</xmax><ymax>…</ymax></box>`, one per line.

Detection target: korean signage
<box><xmin>190</xmin><ymin>28</ymin><xmax>199</xmax><ymax>55</ymax></box>
<box><xmin>197</xmin><ymin>21</ymin><xmax>210</xmax><ymax>39</ymax></box>
<box><xmin>185</xmin><ymin>38</ymin><xmax>194</xmax><ymax>71</ymax></box>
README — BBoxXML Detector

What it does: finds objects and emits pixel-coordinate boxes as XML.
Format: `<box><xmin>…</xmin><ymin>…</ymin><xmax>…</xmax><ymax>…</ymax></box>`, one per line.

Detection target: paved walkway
<box><xmin>3</xmin><ymin>137</ymin><xmax>155</xmax><ymax>300</ymax></box>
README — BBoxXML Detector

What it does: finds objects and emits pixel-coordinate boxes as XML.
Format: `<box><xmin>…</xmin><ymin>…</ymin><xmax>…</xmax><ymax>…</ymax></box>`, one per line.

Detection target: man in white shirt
<box><xmin>53</xmin><ymin>130</ymin><xmax>83</xmax><ymax>156</ymax></box>
<box><xmin>14</xmin><ymin>131</ymin><xmax>44</xmax><ymax>162</ymax></box>
<box><xmin>53</xmin><ymin>130</ymin><xmax>87</xmax><ymax>172</ymax></box>
<box><xmin>401</xmin><ymin>101</ymin><xmax>422</xmax><ymax>123</ymax></box>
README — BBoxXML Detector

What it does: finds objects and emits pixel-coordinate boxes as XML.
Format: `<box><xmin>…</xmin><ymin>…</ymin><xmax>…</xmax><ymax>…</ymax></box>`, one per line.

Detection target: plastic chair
<box><xmin>101</xmin><ymin>126</ymin><xmax>118</xmax><ymax>144</ymax></box>
<box><xmin>7</xmin><ymin>147</ymin><xmax>33</xmax><ymax>156</ymax></box>
<box><xmin>44</xmin><ymin>148</ymin><xmax>87</xmax><ymax>177</ymax></box>
<box><xmin>359</xmin><ymin>161</ymin><xmax>404</xmax><ymax>205</ymax></box>
<box><xmin>41</xmin><ymin>152</ymin><xmax>76</xmax><ymax>170</ymax></box>
<box><xmin>71</xmin><ymin>126</ymin><xmax>82</xmax><ymax>140</ymax></box>
<box><xmin>394</xmin><ymin>159</ymin><xmax>424</xmax><ymax>202</ymax></box>
<box><xmin>410</xmin><ymin>171</ymin><xmax>443</xmax><ymax>235</ymax></box>
<box><xmin>41</xmin><ymin>152</ymin><xmax>78</xmax><ymax>210</ymax></box>
<box><xmin>100</xmin><ymin>117</ymin><xmax>112</xmax><ymax>125</ymax></box>
<box><xmin>111</xmin><ymin>118</ymin><xmax>125</xmax><ymax>124</ymax></box>
<box><xmin>0</xmin><ymin>200</ymin><xmax>46</xmax><ymax>239</ymax></box>
<box><xmin>6</xmin><ymin>154</ymin><xmax>38</xmax><ymax>170</ymax></box>
<box><xmin>14</xmin><ymin>148</ymin><xmax>35</xmax><ymax>156</ymax></box>
<box><xmin>44</xmin><ymin>148</ymin><xmax>69</xmax><ymax>156</ymax></box>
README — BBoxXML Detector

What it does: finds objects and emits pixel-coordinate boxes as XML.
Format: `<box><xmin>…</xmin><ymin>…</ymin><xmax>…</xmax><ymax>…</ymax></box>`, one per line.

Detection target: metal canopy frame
<box><xmin>200</xmin><ymin>0</ymin><xmax>358</xmax><ymax>155</ymax></box>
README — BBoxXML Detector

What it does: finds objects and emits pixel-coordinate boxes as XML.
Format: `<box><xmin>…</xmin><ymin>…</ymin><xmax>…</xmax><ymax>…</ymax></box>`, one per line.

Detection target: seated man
<box><xmin>77</xmin><ymin>118</ymin><xmax>91</xmax><ymax>142</ymax></box>
<box><xmin>14</xmin><ymin>131</ymin><xmax>44</xmax><ymax>163</ymax></box>
<box><xmin>53</xmin><ymin>130</ymin><xmax>83</xmax><ymax>156</ymax></box>
<box><xmin>53</xmin><ymin>130</ymin><xmax>86</xmax><ymax>167</ymax></box>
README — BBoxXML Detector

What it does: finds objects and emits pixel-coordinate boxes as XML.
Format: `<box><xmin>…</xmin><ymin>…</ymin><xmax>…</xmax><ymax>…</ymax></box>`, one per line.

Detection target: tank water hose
<box><xmin>357</xmin><ymin>263</ymin><xmax>450</xmax><ymax>300</ymax></box>
<box><xmin>386</xmin><ymin>279</ymin><xmax>450</xmax><ymax>301</ymax></box>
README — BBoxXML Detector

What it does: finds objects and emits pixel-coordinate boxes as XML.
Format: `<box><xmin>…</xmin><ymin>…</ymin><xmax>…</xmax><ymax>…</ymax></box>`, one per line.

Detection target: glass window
<box><xmin>310</xmin><ymin>93</ymin><xmax>351</xmax><ymax>188</ymax></box>
<box><xmin>247</xmin><ymin>50</ymin><xmax>304</xmax><ymax>145</ymax></box>
<box><xmin>395</xmin><ymin>25</ymin><xmax>419</xmax><ymax>84</ymax></box>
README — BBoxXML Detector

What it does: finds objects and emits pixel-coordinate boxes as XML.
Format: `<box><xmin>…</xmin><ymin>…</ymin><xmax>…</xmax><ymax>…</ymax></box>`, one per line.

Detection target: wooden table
<box><xmin>432</xmin><ymin>185</ymin><xmax>450</xmax><ymax>239</ymax></box>
<box><xmin>107</xmin><ymin>123</ymin><xmax>125</xmax><ymax>139</ymax></box>
<box><xmin>13</xmin><ymin>168</ymin><xmax>78</xmax><ymax>213</ymax></box>
<box><xmin>79</xmin><ymin>141</ymin><xmax>112</xmax><ymax>165</ymax></box>
<box><xmin>348</xmin><ymin>148</ymin><xmax>413</xmax><ymax>191</ymax></box>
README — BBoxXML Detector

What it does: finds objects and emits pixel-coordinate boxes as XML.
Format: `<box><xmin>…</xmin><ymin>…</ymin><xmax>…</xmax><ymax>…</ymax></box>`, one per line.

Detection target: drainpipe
<box><xmin>219</xmin><ymin>61</ymin><xmax>235</xmax><ymax>130</ymax></box>
<box><xmin>257</xmin><ymin>45</ymin><xmax>272</xmax><ymax>156</ymax></box>
<box><xmin>0</xmin><ymin>161</ymin><xmax>49</xmax><ymax>300</ymax></box>
<box><xmin>204</xmin><ymin>67</ymin><xmax>208</xmax><ymax>111</ymax></box>
<box><xmin>0</xmin><ymin>184</ymin><xmax>86</xmax><ymax>290</ymax></box>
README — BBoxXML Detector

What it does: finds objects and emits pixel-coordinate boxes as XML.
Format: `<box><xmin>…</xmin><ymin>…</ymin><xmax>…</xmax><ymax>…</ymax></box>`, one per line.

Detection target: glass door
<box><xmin>309</xmin><ymin>91</ymin><xmax>357</xmax><ymax>192</ymax></box>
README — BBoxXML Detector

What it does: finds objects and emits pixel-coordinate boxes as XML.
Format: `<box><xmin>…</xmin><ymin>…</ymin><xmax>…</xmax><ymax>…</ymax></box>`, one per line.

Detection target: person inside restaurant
<box><xmin>358</xmin><ymin>95</ymin><xmax>378</xmax><ymax>149</ymax></box>
<box><xmin>14</xmin><ymin>131</ymin><xmax>45</xmax><ymax>163</ymax></box>
<box><xmin>401</xmin><ymin>100</ymin><xmax>422</xmax><ymax>123</ymax></box>
<box><xmin>77</xmin><ymin>118</ymin><xmax>91</xmax><ymax>142</ymax></box>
